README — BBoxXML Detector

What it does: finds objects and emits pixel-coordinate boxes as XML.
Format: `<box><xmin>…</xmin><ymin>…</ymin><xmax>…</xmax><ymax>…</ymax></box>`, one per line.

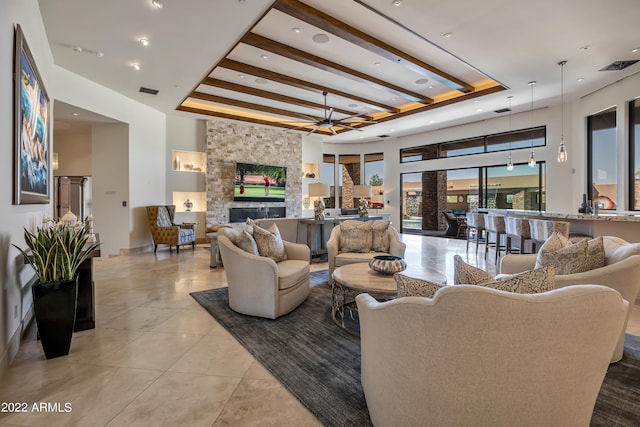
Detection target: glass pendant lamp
<box><xmin>557</xmin><ymin>60</ymin><xmax>569</xmax><ymax>163</ymax></box>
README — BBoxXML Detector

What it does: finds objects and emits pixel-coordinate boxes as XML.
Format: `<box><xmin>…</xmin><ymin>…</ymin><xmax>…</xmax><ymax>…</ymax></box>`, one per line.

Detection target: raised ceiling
<box><xmin>38</xmin><ymin>0</ymin><xmax>640</xmax><ymax>143</ymax></box>
<box><xmin>177</xmin><ymin>0</ymin><xmax>507</xmax><ymax>136</ymax></box>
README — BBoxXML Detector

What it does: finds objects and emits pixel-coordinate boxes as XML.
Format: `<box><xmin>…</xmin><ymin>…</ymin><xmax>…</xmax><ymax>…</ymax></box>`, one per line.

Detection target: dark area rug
<box><xmin>191</xmin><ymin>270</ymin><xmax>640</xmax><ymax>427</ymax></box>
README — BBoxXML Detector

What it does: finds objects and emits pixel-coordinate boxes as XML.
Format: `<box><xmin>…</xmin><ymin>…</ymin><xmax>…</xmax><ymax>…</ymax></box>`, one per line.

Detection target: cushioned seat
<box><xmin>146</xmin><ymin>205</ymin><xmax>196</xmax><ymax>253</ymax></box>
<box><xmin>218</xmin><ymin>226</ymin><xmax>310</xmax><ymax>319</ymax></box>
<box><xmin>500</xmin><ymin>235</ymin><xmax>640</xmax><ymax>362</ymax></box>
<box><xmin>357</xmin><ymin>285</ymin><xmax>628</xmax><ymax>427</ymax></box>
<box><xmin>327</xmin><ymin>220</ymin><xmax>406</xmax><ymax>284</ymax></box>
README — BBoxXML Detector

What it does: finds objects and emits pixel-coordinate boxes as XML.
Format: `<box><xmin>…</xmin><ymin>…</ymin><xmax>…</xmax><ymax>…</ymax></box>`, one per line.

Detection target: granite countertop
<box><xmin>484</xmin><ymin>209</ymin><xmax>640</xmax><ymax>222</ymax></box>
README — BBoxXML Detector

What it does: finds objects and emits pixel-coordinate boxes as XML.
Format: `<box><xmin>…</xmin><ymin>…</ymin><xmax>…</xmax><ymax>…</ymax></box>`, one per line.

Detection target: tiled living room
<box><xmin>2</xmin><ymin>0</ymin><xmax>640</xmax><ymax>426</ymax></box>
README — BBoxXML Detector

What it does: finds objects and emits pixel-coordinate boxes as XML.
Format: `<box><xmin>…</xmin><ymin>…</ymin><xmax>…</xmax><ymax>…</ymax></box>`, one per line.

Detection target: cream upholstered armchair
<box><xmin>146</xmin><ymin>205</ymin><xmax>196</xmax><ymax>253</ymax></box>
<box><xmin>500</xmin><ymin>236</ymin><xmax>640</xmax><ymax>362</ymax></box>
<box><xmin>357</xmin><ymin>285</ymin><xmax>627</xmax><ymax>427</ymax></box>
<box><xmin>327</xmin><ymin>220</ymin><xmax>405</xmax><ymax>283</ymax></box>
<box><xmin>217</xmin><ymin>227</ymin><xmax>310</xmax><ymax>319</ymax></box>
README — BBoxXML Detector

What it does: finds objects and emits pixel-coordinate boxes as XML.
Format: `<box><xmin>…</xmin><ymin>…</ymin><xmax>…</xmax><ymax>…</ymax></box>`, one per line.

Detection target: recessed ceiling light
<box><xmin>255</xmin><ymin>78</ymin><xmax>268</xmax><ymax>84</ymax></box>
<box><xmin>130</xmin><ymin>63</ymin><xmax>140</xmax><ymax>71</ymax></box>
<box><xmin>476</xmin><ymin>108</ymin><xmax>484</xmax><ymax>112</ymax></box>
<box><xmin>374</xmin><ymin>62</ymin><xmax>381</xmax><ymax>67</ymax></box>
<box><xmin>312</xmin><ymin>33</ymin><xmax>330</xmax><ymax>44</ymax></box>
<box><xmin>72</xmin><ymin>113</ymin><xmax>79</xmax><ymax>117</ymax></box>
<box><xmin>261</xmin><ymin>54</ymin><xmax>268</xmax><ymax>59</ymax></box>
<box><xmin>580</xmin><ymin>45</ymin><xmax>591</xmax><ymax>51</ymax></box>
<box><xmin>442</xmin><ymin>32</ymin><xmax>453</xmax><ymax>38</ymax></box>
<box><xmin>292</xmin><ymin>27</ymin><xmax>301</xmax><ymax>33</ymax></box>
<box><xmin>151</xmin><ymin>0</ymin><xmax>163</xmax><ymax>9</ymax></box>
<box><xmin>577</xmin><ymin>77</ymin><xmax>585</xmax><ymax>82</ymax></box>
<box><xmin>633</xmin><ymin>47</ymin><xmax>640</xmax><ymax>53</ymax></box>
<box><xmin>391</xmin><ymin>97</ymin><xmax>397</xmax><ymax>101</ymax></box>
<box><xmin>95</xmin><ymin>51</ymin><xmax>104</xmax><ymax>57</ymax></box>
<box><xmin>415</xmin><ymin>78</ymin><xmax>429</xmax><ymax>85</ymax></box>
<box><xmin>72</xmin><ymin>46</ymin><xmax>83</xmax><ymax>53</ymax></box>
<box><xmin>238</xmin><ymin>74</ymin><xmax>245</xmax><ymax>78</ymax></box>
<box><xmin>139</xmin><ymin>38</ymin><xmax>149</xmax><ymax>46</ymax></box>
<box><xmin>428</xmin><ymin>85</ymin><xmax>434</xmax><ymax>89</ymax></box>
<box><xmin>392</xmin><ymin>0</ymin><xmax>403</xmax><ymax>6</ymax></box>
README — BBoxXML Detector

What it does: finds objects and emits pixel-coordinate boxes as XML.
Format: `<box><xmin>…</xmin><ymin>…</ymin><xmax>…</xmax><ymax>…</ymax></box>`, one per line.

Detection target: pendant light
<box><xmin>557</xmin><ymin>60</ymin><xmax>569</xmax><ymax>163</ymax></box>
<box><xmin>506</xmin><ymin>96</ymin><xmax>514</xmax><ymax>171</ymax></box>
<box><xmin>528</xmin><ymin>81</ymin><xmax>537</xmax><ymax>168</ymax></box>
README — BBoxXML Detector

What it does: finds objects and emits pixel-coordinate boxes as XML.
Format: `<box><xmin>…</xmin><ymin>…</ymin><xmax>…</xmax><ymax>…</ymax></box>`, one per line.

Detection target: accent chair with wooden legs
<box><xmin>145</xmin><ymin>205</ymin><xmax>196</xmax><ymax>253</ymax></box>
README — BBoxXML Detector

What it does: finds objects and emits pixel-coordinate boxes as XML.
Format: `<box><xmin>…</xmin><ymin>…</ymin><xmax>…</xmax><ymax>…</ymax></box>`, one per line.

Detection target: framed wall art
<box><xmin>14</xmin><ymin>24</ymin><xmax>50</xmax><ymax>204</ymax></box>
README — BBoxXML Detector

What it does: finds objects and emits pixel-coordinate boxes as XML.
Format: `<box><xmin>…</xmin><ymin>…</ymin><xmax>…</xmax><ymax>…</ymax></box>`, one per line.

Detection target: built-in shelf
<box><xmin>173</xmin><ymin>191</ymin><xmax>206</xmax><ymax>213</ymax></box>
<box><xmin>302</xmin><ymin>162</ymin><xmax>319</xmax><ymax>179</ymax></box>
<box><xmin>172</xmin><ymin>150</ymin><xmax>206</xmax><ymax>173</ymax></box>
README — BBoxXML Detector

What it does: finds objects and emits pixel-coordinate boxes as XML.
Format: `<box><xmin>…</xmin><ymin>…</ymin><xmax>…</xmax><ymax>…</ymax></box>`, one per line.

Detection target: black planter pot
<box><xmin>32</xmin><ymin>277</ymin><xmax>78</xmax><ymax>359</ymax></box>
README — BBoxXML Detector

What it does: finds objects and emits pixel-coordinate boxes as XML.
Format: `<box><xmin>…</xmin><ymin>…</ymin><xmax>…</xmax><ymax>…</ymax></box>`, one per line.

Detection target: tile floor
<box><xmin>0</xmin><ymin>235</ymin><xmax>638</xmax><ymax>426</ymax></box>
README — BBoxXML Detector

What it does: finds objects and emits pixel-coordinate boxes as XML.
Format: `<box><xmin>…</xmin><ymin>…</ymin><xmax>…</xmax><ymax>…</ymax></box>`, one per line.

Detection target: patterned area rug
<box><xmin>191</xmin><ymin>270</ymin><xmax>640</xmax><ymax>427</ymax></box>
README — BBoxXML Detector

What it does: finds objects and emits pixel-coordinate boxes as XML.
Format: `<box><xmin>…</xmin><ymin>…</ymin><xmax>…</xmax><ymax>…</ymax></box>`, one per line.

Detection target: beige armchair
<box><xmin>217</xmin><ymin>228</ymin><xmax>310</xmax><ymax>319</ymax></box>
<box><xmin>357</xmin><ymin>285</ymin><xmax>627</xmax><ymax>427</ymax></box>
<box><xmin>145</xmin><ymin>205</ymin><xmax>196</xmax><ymax>253</ymax></box>
<box><xmin>327</xmin><ymin>220</ymin><xmax>406</xmax><ymax>283</ymax></box>
<box><xmin>500</xmin><ymin>236</ymin><xmax>640</xmax><ymax>362</ymax></box>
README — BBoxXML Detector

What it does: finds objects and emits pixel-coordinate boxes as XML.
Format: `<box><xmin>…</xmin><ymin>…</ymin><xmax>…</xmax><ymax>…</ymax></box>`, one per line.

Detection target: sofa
<box><xmin>327</xmin><ymin>220</ymin><xmax>405</xmax><ymax>283</ymax></box>
<box><xmin>217</xmin><ymin>226</ymin><xmax>310</xmax><ymax>319</ymax></box>
<box><xmin>357</xmin><ymin>285</ymin><xmax>627</xmax><ymax>427</ymax></box>
<box><xmin>500</xmin><ymin>235</ymin><xmax>640</xmax><ymax>362</ymax></box>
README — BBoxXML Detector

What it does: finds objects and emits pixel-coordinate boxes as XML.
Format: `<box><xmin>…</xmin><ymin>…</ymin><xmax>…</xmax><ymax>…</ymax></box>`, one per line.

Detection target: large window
<box><xmin>322</xmin><ymin>154</ymin><xmax>336</xmax><ymax>208</ymax></box>
<box><xmin>365</xmin><ymin>153</ymin><xmax>384</xmax><ymax>208</ymax></box>
<box><xmin>400</xmin><ymin>127</ymin><xmax>546</xmax><ymax>163</ymax></box>
<box><xmin>630</xmin><ymin>99</ymin><xmax>640</xmax><ymax>210</ymax></box>
<box><xmin>588</xmin><ymin>107</ymin><xmax>617</xmax><ymax>209</ymax></box>
<box><xmin>401</xmin><ymin>162</ymin><xmax>545</xmax><ymax>233</ymax></box>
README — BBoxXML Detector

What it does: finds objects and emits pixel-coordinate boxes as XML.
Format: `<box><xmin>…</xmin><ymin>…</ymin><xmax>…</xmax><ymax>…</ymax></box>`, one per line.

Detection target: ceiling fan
<box><xmin>287</xmin><ymin>92</ymin><xmax>377</xmax><ymax>135</ymax></box>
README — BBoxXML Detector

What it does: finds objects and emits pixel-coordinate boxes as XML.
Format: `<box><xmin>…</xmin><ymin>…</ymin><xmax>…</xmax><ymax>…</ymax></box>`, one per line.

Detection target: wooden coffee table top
<box><xmin>332</xmin><ymin>263</ymin><xmax>447</xmax><ymax>295</ymax></box>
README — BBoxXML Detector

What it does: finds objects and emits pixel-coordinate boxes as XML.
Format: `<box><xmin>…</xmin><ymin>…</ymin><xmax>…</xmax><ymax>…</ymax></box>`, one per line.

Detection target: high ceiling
<box><xmin>39</xmin><ymin>0</ymin><xmax>640</xmax><ymax>143</ymax></box>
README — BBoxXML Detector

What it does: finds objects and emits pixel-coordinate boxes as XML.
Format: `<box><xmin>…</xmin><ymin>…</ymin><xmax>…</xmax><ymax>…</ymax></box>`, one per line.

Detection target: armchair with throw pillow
<box><xmin>500</xmin><ymin>234</ymin><xmax>640</xmax><ymax>362</ymax></box>
<box><xmin>217</xmin><ymin>223</ymin><xmax>310</xmax><ymax>319</ymax></box>
<box><xmin>327</xmin><ymin>220</ymin><xmax>405</xmax><ymax>284</ymax></box>
<box><xmin>146</xmin><ymin>205</ymin><xmax>196</xmax><ymax>253</ymax></box>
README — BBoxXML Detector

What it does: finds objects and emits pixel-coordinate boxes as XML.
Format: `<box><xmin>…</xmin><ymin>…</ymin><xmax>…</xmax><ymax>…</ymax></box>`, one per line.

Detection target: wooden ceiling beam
<box><xmin>218</xmin><ymin>58</ymin><xmax>400</xmax><ymax>113</ymax></box>
<box><xmin>189</xmin><ymin>91</ymin><xmax>325</xmax><ymax>122</ymax></box>
<box><xmin>273</xmin><ymin>0</ymin><xmax>474</xmax><ymax>93</ymax></box>
<box><xmin>201</xmin><ymin>77</ymin><xmax>370</xmax><ymax>118</ymax></box>
<box><xmin>242</xmin><ymin>32</ymin><xmax>432</xmax><ymax>104</ymax></box>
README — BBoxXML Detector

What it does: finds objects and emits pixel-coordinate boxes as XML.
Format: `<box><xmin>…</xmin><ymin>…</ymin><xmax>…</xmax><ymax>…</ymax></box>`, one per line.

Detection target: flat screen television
<box><xmin>234</xmin><ymin>162</ymin><xmax>287</xmax><ymax>202</ymax></box>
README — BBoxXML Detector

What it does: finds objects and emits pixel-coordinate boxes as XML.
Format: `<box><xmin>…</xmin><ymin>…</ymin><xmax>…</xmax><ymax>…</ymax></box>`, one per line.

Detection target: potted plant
<box><xmin>13</xmin><ymin>223</ymin><xmax>100</xmax><ymax>359</ymax></box>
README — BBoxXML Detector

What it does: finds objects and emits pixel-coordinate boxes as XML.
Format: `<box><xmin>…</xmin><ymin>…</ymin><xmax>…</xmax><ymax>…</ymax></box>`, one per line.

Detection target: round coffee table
<box><xmin>331</xmin><ymin>263</ymin><xmax>446</xmax><ymax>335</ymax></box>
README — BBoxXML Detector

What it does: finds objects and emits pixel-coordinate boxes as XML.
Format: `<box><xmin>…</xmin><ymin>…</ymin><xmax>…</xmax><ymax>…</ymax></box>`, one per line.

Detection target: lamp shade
<box><xmin>308</xmin><ymin>182</ymin><xmax>330</xmax><ymax>197</ymax></box>
<box><xmin>353</xmin><ymin>185</ymin><xmax>372</xmax><ymax>198</ymax></box>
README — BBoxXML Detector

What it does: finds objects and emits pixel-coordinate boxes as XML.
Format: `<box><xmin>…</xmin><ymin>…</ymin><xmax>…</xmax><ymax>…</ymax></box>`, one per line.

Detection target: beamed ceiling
<box><xmin>177</xmin><ymin>0</ymin><xmax>507</xmax><ymax>136</ymax></box>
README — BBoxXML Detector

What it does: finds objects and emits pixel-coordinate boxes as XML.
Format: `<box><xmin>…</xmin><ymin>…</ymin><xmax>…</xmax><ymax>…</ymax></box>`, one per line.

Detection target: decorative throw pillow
<box><xmin>454</xmin><ymin>255</ymin><xmax>554</xmax><ymax>293</ymax></box>
<box><xmin>339</xmin><ymin>220</ymin><xmax>373</xmax><ymax>253</ymax></box>
<box><xmin>586</xmin><ymin>236</ymin><xmax>605</xmax><ymax>271</ymax></box>
<box><xmin>535</xmin><ymin>233</ymin><xmax>593</xmax><ymax>275</ymax></box>
<box><xmin>235</xmin><ymin>230</ymin><xmax>259</xmax><ymax>256</ymax></box>
<box><xmin>156</xmin><ymin>206</ymin><xmax>173</xmax><ymax>227</ymax></box>
<box><xmin>395</xmin><ymin>273</ymin><xmax>446</xmax><ymax>298</ymax></box>
<box><xmin>252</xmin><ymin>223</ymin><xmax>287</xmax><ymax>262</ymax></box>
<box><xmin>371</xmin><ymin>220</ymin><xmax>391</xmax><ymax>252</ymax></box>
<box><xmin>453</xmin><ymin>254</ymin><xmax>493</xmax><ymax>285</ymax></box>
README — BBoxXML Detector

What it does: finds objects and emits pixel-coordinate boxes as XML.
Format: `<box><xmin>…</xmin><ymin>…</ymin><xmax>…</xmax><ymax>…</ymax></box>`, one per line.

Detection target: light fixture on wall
<box><xmin>506</xmin><ymin>96</ymin><xmax>514</xmax><ymax>172</ymax></box>
<box><xmin>353</xmin><ymin>185</ymin><xmax>372</xmax><ymax>217</ymax></box>
<box><xmin>557</xmin><ymin>60</ymin><xmax>569</xmax><ymax>163</ymax></box>
<box><xmin>528</xmin><ymin>81</ymin><xmax>537</xmax><ymax>168</ymax></box>
<box><xmin>52</xmin><ymin>152</ymin><xmax>59</xmax><ymax>170</ymax></box>
<box><xmin>309</xmin><ymin>182</ymin><xmax>330</xmax><ymax>220</ymax></box>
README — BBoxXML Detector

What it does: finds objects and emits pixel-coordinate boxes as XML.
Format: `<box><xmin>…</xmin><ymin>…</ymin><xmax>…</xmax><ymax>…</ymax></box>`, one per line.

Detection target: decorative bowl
<box><xmin>369</xmin><ymin>255</ymin><xmax>407</xmax><ymax>274</ymax></box>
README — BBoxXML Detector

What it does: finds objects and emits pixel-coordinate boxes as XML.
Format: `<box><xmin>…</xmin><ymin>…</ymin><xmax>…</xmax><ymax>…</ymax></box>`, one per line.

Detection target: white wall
<box><xmin>53</xmin><ymin>131</ymin><xmax>93</xmax><ymax>177</ymax></box>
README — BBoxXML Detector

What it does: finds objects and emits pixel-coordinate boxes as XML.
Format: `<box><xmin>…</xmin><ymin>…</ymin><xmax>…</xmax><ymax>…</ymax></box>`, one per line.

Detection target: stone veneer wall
<box><xmin>205</xmin><ymin>121</ymin><xmax>302</xmax><ymax>225</ymax></box>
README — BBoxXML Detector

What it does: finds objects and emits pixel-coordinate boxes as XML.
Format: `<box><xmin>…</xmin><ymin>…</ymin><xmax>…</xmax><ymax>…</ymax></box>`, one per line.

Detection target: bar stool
<box><xmin>484</xmin><ymin>214</ymin><xmax>507</xmax><ymax>264</ymax></box>
<box><xmin>465</xmin><ymin>212</ymin><xmax>486</xmax><ymax>257</ymax></box>
<box><xmin>529</xmin><ymin>220</ymin><xmax>570</xmax><ymax>253</ymax></box>
<box><xmin>505</xmin><ymin>216</ymin><xmax>532</xmax><ymax>254</ymax></box>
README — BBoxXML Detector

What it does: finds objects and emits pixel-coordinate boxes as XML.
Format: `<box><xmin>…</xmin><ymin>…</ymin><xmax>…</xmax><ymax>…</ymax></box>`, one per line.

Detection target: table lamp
<box><xmin>353</xmin><ymin>185</ymin><xmax>372</xmax><ymax>217</ymax></box>
<box><xmin>309</xmin><ymin>182</ymin><xmax>330</xmax><ymax>220</ymax></box>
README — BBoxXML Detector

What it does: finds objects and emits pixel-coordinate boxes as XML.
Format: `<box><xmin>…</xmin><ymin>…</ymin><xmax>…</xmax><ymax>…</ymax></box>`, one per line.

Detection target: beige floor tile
<box><xmin>1</xmin><ymin>366</ymin><xmax>162</xmax><ymax>427</ymax></box>
<box><xmin>213</xmin><ymin>378</ymin><xmax>322</xmax><ymax>427</ymax></box>
<box><xmin>63</xmin><ymin>328</ymin><xmax>145</xmax><ymax>364</ymax></box>
<box><xmin>97</xmin><ymin>306</ymin><xmax>182</xmax><ymax>331</ymax></box>
<box><xmin>96</xmin><ymin>331</ymin><xmax>202</xmax><ymax>370</ymax></box>
<box><xmin>149</xmin><ymin>309</ymin><xmax>224</xmax><ymax>335</ymax></box>
<box><xmin>105</xmin><ymin>372</ymin><xmax>240</xmax><ymax>427</ymax></box>
<box><xmin>168</xmin><ymin>333</ymin><xmax>254</xmax><ymax>377</ymax></box>
<box><xmin>243</xmin><ymin>360</ymin><xmax>276</xmax><ymax>381</ymax></box>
